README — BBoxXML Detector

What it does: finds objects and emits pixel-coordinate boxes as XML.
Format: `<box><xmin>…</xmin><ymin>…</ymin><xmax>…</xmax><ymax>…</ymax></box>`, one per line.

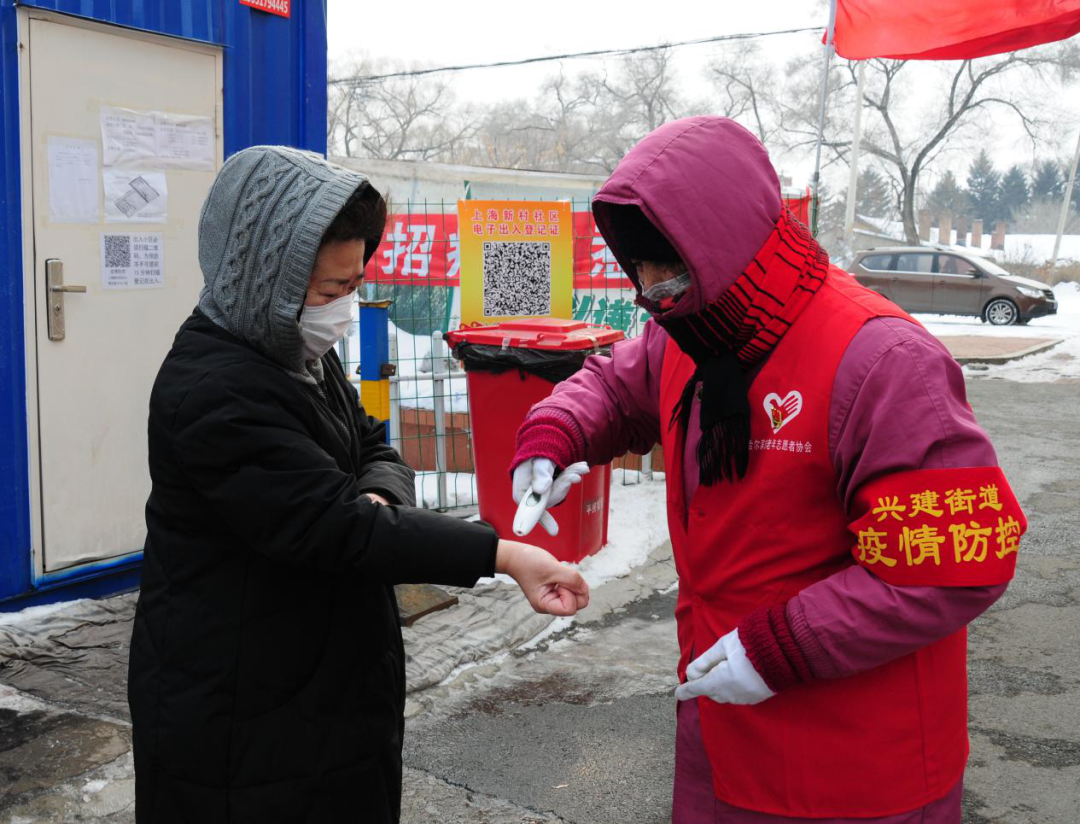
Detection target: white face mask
<box><xmin>298</xmin><ymin>293</ymin><xmax>357</xmax><ymax>362</ymax></box>
<box><xmin>642</xmin><ymin>271</ymin><xmax>692</xmax><ymax>304</ymax></box>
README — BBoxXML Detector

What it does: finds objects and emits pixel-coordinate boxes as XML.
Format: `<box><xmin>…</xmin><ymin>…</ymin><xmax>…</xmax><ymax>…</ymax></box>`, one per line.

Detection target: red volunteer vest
<box><xmin>660</xmin><ymin>269</ymin><xmax>969</xmax><ymax>817</ymax></box>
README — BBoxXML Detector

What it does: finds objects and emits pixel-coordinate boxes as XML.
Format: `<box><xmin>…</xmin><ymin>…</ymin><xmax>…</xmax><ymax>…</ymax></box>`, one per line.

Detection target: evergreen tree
<box><xmin>999</xmin><ymin>165</ymin><xmax>1030</xmax><ymax>219</ymax></box>
<box><xmin>815</xmin><ymin>182</ymin><xmax>856</xmax><ymax>261</ymax></box>
<box><xmin>927</xmin><ymin>170</ymin><xmax>969</xmax><ymax>220</ymax></box>
<box><xmin>814</xmin><ymin>182</ymin><xmax>847</xmax><ymax>233</ymax></box>
<box><xmin>855</xmin><ymin>167</ymin><xmax>893</xmax><ymax>219</ymax></box>
<box><xmin>966</xmin><ymin>150</ymin><xmax>1002</xmax><ymax>223</ymax></box>
<box><xmin>1031</xmin><ymin>159</ymin><xmax>1064</xmax><ymax>201</ymax></box>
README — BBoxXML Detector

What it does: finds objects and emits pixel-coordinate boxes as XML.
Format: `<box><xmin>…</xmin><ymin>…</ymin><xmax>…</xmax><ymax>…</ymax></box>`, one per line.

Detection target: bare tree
<box><xmin>601</xmin><ymin>48</ymin><xmax>689</xmax><ymax>167</ymax></box>
<box><xmin>460</xmin><ymin>50</ymin><xmax>690</xmax><ymax>174</ymax></box>
<box><xmin>606</xmin><ymin>47</ymin><xmax>685</xmax><ymax>133</ymax></box>
<box><xmin>537</xmin><ymin>71</ymin><xmax>610</xmax><ymax>172</ymax></box>
<box><xmin>459</xmin><ymin>100</ymin><xmax>550</xmax><ymax>169</ymax></box>
<box><xmin>456</xmin><ymin>71</ymin><xmax>609</xmax><ymax>173</ymax></box>
<box><xmin>772</xmin><ymin>44</ymin><xmax>1080</xmax><ymax>243</ymax></box>
<box><xmin>328</xmin><ymin>57</ymin><xmax>475</xmax><ymax>162</ymax></box>
<box><xmin>861</xmin><ymin>50</ymin><xmax>1080</xmax><ymax>242</ymax></box>
<box><xmin>705</xmin><ymin>42</ymin><xmax>781</xmax><ymax>145</ymax></box>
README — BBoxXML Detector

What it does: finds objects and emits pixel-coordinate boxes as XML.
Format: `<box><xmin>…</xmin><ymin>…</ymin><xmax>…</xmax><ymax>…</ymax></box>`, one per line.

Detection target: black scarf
<box><xmin>653</xmin><ymin>209</ymin><xmax>829</xmax><ymax>486</ymax></box>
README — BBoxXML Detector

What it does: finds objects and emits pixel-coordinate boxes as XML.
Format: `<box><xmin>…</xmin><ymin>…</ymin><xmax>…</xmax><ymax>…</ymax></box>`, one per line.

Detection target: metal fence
<box><xmin>340</xmin><ymin>197</ymin><xmax>657</xmax><ymax>512</ymax></box>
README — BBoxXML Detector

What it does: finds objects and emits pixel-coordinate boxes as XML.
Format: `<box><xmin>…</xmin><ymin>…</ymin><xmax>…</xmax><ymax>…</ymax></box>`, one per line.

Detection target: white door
<box><xmin>24</xmin><ymin>13</ymin><xmax>222</xmax><ymax>573</ymax></box>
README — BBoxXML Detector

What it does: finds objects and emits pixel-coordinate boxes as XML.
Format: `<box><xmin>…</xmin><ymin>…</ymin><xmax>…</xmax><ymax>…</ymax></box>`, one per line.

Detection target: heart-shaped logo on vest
<box><xmin>763</xmin><ymin>391</ymin><xmax>803</xmax><ymax>434</ymax></box>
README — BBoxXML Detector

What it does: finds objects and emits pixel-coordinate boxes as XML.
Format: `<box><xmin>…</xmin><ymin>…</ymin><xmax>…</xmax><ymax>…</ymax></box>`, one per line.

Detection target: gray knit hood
<box><xmin>197</xmin><ymin>146</ymin><xmax>371</xmax><ymax>383</ymax></box>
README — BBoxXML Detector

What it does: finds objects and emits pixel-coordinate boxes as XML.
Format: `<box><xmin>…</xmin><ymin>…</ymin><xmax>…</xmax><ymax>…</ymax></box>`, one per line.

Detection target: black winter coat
<box><xmin>128</xmin><ymin>310</ymin><xmax>497</xmax><ymax>823</ymax></box>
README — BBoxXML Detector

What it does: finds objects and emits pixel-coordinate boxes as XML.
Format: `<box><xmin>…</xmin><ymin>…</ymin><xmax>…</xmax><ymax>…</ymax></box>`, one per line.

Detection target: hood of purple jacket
<box><xmin>593</xmin><ymin>116</ymin><xmax>782</xmax><ymax>319</ymax></box>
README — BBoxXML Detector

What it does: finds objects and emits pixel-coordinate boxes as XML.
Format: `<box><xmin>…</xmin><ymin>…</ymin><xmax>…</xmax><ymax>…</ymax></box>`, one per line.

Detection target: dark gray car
<box><xmin>850</xmin><ymin>247</ymin><xmax>1058</xmax><ymax>325</ymax></box>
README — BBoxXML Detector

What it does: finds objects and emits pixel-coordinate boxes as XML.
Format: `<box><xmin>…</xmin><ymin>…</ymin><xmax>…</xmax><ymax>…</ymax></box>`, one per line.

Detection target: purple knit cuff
<box><xmin>738</xmin><ymin>604</ymin><xmax>816</xmax><ymax>694</ymax></box>
<box><xmin>785</xmin><ymin>597</ymin><xmax>842</xmax><ymax>680</ymax></box>
<box><xmin>509</xmin><ymin>407</ymin><xmax>587</xmax><ymax>474</ymax></box>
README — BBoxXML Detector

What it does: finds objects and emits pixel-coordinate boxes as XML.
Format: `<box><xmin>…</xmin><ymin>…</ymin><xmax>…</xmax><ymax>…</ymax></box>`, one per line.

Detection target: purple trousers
<box><xmin>672</xmin><ymin>699</ymin><xmax>963</xmax><ymax>823</ymax></box>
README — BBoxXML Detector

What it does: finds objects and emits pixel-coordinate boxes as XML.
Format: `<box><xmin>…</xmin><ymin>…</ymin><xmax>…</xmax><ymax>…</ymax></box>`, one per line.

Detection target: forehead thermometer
<box><xmin>513</xmin><ymin>485</ymin><xmax>552</xmax><ymax>537</ymax></box>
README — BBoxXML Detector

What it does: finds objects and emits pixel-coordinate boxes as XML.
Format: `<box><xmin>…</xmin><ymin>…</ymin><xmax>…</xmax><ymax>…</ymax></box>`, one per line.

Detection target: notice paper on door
<box><xmin>103</xmin><ymin>169</ymin><xmax>167</xmax><ymax>223</ymax></box>
<box><xmin>47</xmin><ymin>137</ymin><xmax>99</xmax><ymax>224</ymax></box>
<box><xmin>100</xmin><ymin>107</ymin><xmax>156</xmax><ymax>167</ymax></box>
<box><xmin>154</xmin><ymin>112</ymin><xmax>215</xmax><ymax>170</ymax></box>
<box><xmin>100</xmin><ymin>232</ymin><xmax>165</xmax><ymax>289</ymax></box>
<box><xmin>101</xmin><ymin>106</ymin><xmax>214</xmax><ymax>170</ymax></box>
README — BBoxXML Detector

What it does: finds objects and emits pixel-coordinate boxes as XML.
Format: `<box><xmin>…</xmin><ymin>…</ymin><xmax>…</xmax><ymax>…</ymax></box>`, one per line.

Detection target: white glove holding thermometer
<box><xmin>674</xmin><ymin>629</ymin><xmax>775</xmax><ymax>706</ymax></box>
<box><xmin>511</xmin><ymin>458</ymin><xmax>590</xmax><ymax>537</ymax></box>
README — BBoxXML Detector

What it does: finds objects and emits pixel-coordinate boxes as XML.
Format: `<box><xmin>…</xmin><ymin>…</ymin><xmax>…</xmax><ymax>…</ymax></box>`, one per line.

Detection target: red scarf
<box><xmin>655</xmin><ymin>210</ymin><xmax>829</xmax><ymax>484</ymax></box>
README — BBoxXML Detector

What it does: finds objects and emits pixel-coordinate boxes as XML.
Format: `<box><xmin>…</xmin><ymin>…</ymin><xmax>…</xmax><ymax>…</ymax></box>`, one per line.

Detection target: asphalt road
<box><xmin>402</xmin><ymin>377</ymin><xmax>1080</xmax><ymax>824</ymax></box>
<box><xmin>0</xmin><ymin>374</ymin><xmax>1074</xmax><ymax>823</ymax></box>
<box><xmin>961</xmin><ymin>379</ymin><xmax>1080</xmax><ymax>823</ymax></box>
<box><xmin>404</xmin><ymin>589</ymin><xmax>680</xmax><ymax>823</ymax></box>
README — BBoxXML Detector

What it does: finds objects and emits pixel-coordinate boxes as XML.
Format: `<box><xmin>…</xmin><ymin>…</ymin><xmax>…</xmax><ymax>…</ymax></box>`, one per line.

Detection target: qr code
<box><xmin>482</xmin><ymin>241</ymin><xmax>552</xmax><ymax>317</ymax></box>
<box><xmin>103</xmin><ymin>234</ymin><xmax>131</xmax><ymax>268</ymax></box>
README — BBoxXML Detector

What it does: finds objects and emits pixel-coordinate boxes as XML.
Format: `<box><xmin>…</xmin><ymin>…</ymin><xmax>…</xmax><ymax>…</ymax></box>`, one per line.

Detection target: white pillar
<box><xmin>809</xmin><ymin>0</ymin><xmax>840</xmax><ymax>234</ymax></box>
<box><xmin>843</xmin><ymin>61</ymin><xmax>866</xmax><ymax>248</ymax></box>
<box><xmin>1051</xmin><ymin>129</ymin><xmax>1080</xmax><ymax>268</ymax></box>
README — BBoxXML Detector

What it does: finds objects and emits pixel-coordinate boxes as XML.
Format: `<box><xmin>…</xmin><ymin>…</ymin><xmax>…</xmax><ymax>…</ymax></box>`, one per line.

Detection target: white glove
<box><xmin>674</xmin><ymin>629</ymin><xmax>775</xmax><ymax>706</ymax></box>
<box><xmin>511</xmin><ymin>458</ymin><xmax>590</xmax><ymax>537</ymax></box>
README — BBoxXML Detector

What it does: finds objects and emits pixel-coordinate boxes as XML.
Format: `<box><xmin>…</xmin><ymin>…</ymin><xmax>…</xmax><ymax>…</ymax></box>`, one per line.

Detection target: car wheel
<box><xmin>984</xmin><ymin>298</ymin><xmax>1019</xmax><ymax>326</ymax></box>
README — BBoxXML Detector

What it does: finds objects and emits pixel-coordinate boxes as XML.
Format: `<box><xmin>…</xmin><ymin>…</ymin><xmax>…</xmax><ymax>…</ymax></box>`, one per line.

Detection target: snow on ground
<box><xmin>969</xmin><ymin>333</ymin><xmax>1080</xmax><ymax>383</ymax></box>
<box><xmin>475</xmin><ymin>470</ymin><xmax>670</xmax><ymax>657</ymax></box>
<box><xmin>473</xmin><ymin>469</ymin><xmax>669</xmax><ymax>591</ymax></box>
<box><xmin>915</xmin><ymin>281</ymin><xmax>1080</xmax><ymax>339</ymax></box>
<box><xmin>81</xmin><ymin>779</ymin><xmax>110</xmax><ymax>798</ymax></box>
<box><xmin>577</xmin><ymin>470</ymin><xmax>670</xmax><ymax>589</ymax></box>
<box><xmin>397</xmin><ymin>375</ymin><xmax>469</xmax><ymax>415</ymax></box>
<box><xmin>388</xmin><ymin>324</ymin><xmax>468</xmax><ymax>415</ymax></box>
<box><xmin>915</xmin><ymin>282</ymin><xmax>1080</xmax><ymax>383</ymax></box>
<box><xmin>414</xmin><ymin>471</ymin><xmax>478</xmax><ymax>509</ymax></box>
<box><xmin>0</xmin><ymin>682</ymin><xmax>55</xmax><ymax>713</ymax></box>
<box><xmin>345</xmin><ymin>318</ymin><xmax>470</xmax><ymax>413</ymax></box>
<box><xmin>514</xmin><ymin>617</ymin><xmax>576</xmax><ymax>652</ymax></box>
<box><xmin>0</xmin><ymin>598</ymin><xmax>88</xmax><ymax>626</ymax></box>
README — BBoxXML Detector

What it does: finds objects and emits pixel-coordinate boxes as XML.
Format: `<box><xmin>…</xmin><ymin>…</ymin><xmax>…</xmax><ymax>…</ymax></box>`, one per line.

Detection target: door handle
<box><xmin>45</xmin><ymin>259</ymin><xmax>86</xmax><ymax>341</ymax></box>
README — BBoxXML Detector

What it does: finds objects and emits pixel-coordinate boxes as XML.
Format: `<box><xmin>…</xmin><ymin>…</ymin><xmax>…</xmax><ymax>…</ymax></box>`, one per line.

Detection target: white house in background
<box><xmin>926</xmin><ymin>229</ymin><xmax>1080</xmax><ymax>267</ymax></box>
<box><xmin>849</xmin><ymin>213</ymin><xmax>1080</xmax><ymax>268</ymax></box>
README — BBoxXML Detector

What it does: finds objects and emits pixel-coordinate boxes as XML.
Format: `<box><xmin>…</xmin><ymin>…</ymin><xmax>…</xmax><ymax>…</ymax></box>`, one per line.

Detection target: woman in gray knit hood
<box><xmin>128</xmin><ymin>146</ymin><xmax>588</xmax><ymax>824</ymax></box>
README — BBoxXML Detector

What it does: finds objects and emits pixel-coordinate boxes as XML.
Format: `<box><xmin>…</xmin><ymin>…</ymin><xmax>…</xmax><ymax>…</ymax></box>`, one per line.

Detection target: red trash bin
<box><xmin>446</xmin><ymin>319</ymin><xmax>625</xmax><ymax>564</ymax></box>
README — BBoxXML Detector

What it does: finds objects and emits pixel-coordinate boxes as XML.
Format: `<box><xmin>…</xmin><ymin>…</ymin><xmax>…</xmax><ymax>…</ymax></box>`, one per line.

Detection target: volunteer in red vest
<box><xmin>510</xmin><ymin>116</ymin><xmax>1025</xmax><ymax>822</ymax></box>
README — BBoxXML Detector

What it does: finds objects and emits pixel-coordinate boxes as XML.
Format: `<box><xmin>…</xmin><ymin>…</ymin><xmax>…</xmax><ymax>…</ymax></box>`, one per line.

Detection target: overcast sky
<box><xmin>327</xmin><ymin>1</ymin><xmax>1078</xmax><ymax>189</ymax></box>
<box><xmin>327</xmin><ymin>2</ymin><xmax>827</xmax><ymax>182</ymax></box>
<box><xmin>328</xmin><ymin>3</ymin><xmax>824</xmax><ymax>104</ymax></box>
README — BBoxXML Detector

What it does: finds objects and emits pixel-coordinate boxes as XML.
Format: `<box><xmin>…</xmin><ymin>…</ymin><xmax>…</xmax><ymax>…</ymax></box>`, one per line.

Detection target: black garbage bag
<box><xmin>450</xmin><ymin>340</ymin><xmax>613</xmax><ymax>385</ymax></box>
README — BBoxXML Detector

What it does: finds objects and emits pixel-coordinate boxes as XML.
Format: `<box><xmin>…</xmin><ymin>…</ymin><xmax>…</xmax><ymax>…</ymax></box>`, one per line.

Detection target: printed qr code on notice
<box><xmin>482</xmin><ymin>241</ymin><xmax>551</xmax><ymax>317</ymax></box>
<box><xmin>104</xmin><ymin>234</ymin><xmax>131</xmax><ymax>269</ymax></box>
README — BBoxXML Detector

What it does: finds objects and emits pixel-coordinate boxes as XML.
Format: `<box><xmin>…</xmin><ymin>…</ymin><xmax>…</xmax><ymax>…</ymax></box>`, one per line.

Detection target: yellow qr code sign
<box><xmin>457</xmin><ymin>200</ymin><xmax>573</xmax><ymax>326</ymax></box>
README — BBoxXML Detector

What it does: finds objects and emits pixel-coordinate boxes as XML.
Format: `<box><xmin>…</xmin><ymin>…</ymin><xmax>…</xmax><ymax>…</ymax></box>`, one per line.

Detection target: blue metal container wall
<box><xmin>0</xmin><ymin>1</ymin><xmax>33</xmax><ymax>602</ymax></box>
<box><xmin>224</xmin><ymin>2</ymin><xmax>327</xmax><ymax>155</ymax></box>
<box><xmin>10</xmin><ymin>0</ymin><xmax>327</xmax><ymax>156</ymax></box>
<box><xmin>13</xmin><ymin>0</ymin><xmax>222</xmax><ymax>42</ymax></box>
<box><xmin>0</xmin><ymin>0</ymin><xmax>328</xmax><ymax>603</ymax></box>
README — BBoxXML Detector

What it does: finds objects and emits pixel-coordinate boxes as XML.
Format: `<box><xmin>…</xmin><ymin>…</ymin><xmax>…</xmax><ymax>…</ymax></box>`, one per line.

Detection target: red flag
<box><xmin>833</xmin><ymin>0</ymin><xmax>1080</xmax><ymax>60</ymax></box>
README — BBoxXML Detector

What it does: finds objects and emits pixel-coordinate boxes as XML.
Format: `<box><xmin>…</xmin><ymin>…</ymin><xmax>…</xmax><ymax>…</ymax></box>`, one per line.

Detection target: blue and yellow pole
<box><xmin>357</xmin><ymin>299</ymin><xmax>394</xmax><ymax>442</ymax></box>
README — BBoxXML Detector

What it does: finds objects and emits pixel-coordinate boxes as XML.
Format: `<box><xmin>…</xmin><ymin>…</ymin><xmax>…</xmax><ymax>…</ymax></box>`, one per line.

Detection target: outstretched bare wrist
<box><xmin>495</xmin><ymin>539</ymin><xmax>518</xmax><ymax>576</ymax></box>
